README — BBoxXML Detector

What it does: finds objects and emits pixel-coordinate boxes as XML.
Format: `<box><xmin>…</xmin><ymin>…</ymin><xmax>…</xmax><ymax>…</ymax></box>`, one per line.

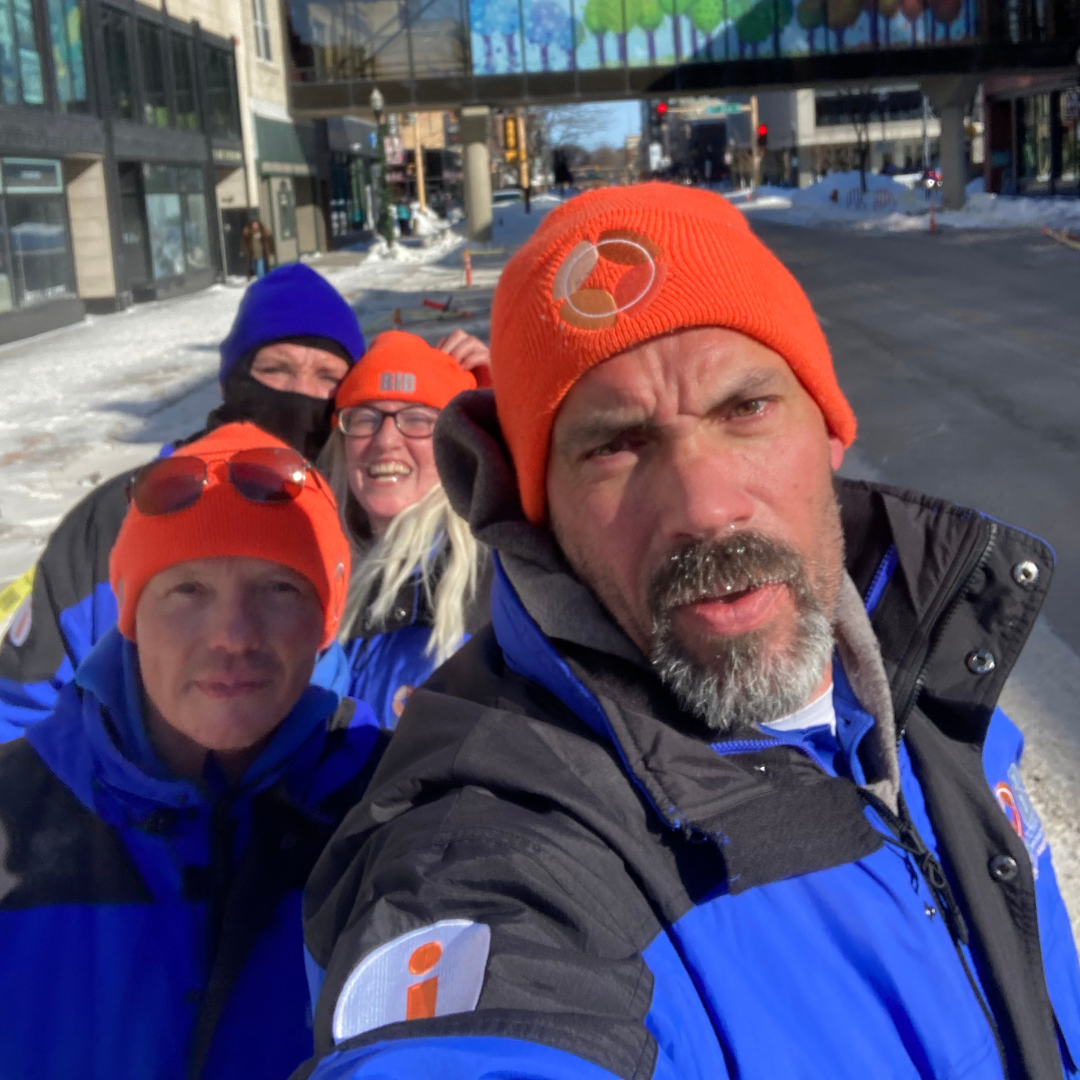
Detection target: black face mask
<box><xmin>206</xmin><ymin>339</ymin><xmax>350</xmax><ymax>462</ymax></box>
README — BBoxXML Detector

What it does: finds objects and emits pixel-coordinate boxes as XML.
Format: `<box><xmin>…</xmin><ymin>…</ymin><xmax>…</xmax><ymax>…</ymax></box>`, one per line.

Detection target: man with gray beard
<box><xmin>296</xmin><ymin>185</ymin><xmax>1080</xmax><ymax>1080</ymax></box>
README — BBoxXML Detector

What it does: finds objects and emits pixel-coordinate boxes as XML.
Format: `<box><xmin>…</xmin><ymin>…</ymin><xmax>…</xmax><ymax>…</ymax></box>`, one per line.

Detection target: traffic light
<box><xmin>649</xmin><ymin>101</ymin><xmax>669</xmax><ymax>140</ymax></box>
<box><xmin>756</xmin><ymin>123</ymin><xmax>768</xmax><ymax>149</ymax></box>
<box><xmin>503</xmin><ymin>114</ymin><xmax>518</xmax><ymax>162</ymax></box>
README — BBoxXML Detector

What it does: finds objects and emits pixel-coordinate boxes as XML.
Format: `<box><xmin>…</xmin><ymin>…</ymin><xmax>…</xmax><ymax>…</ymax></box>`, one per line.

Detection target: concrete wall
<box><xmin>64</xmin><ymin>157</ymin><xmax>116</xmax><ymax>301</ymax></box>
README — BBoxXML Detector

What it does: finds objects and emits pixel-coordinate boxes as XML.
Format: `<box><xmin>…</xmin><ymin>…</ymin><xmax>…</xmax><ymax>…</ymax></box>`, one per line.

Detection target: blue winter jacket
<box><xmin>0</xmin><ymin>627</ymin><xmax>384</xmax><ymax>1080</ymax></box>
<box><xmin>298</xmin><ymin>416</ymin><xmax>1080</xmax><ymax>1080</ymax></box>
<box><xmin>342</xmin><ymin>565</ymin><xmax>492</xmax><ymax>729</ymax></box>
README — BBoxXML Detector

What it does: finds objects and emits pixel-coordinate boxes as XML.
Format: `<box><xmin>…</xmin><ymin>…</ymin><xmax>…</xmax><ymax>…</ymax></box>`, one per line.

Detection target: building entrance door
<box><xmin>271</xmin><ymin>177</ymin><xmax>299</xmax><ymax>264</ymax></box>
<box><xmin>118</xmin><ymin>163</ymin><xmax>151</xmax><ymax>293</ymax></box>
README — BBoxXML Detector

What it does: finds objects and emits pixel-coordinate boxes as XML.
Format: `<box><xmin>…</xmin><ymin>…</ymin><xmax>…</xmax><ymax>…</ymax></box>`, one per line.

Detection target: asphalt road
<box><xmin>751</xmin><ymin>221</ymin><xmax>1080</xmax><ymax>654</ymax></box>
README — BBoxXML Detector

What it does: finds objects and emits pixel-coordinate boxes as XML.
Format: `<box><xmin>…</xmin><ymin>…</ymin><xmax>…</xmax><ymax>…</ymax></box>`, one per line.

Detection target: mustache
<box><xmin>648</xmin><ymin>531</ymin><xmax>813</xmax><ymax>623</ymax></box>
<box><xmin>189</xmin><ymin>649</ymin><xmax>280</xmax><ymax>679</ymax></box>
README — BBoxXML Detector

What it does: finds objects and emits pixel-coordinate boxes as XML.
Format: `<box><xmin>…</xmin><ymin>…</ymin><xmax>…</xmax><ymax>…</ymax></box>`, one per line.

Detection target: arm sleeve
<box><xmin>300</xmin><ymin>786</ymin><xmax>709</xmax><ymax>1080</ymax></box>
<box><xmin>0</xmin><ymin>473</ymin><xmax>130</xmax><ymax>737</ymax></box>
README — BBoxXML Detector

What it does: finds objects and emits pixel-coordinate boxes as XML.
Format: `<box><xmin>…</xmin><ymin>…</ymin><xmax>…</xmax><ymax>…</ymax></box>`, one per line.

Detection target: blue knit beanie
<box><xmin>218</xmin><ymin>264</ymin><xmax>365</xmax><ymax>382</ymax></box>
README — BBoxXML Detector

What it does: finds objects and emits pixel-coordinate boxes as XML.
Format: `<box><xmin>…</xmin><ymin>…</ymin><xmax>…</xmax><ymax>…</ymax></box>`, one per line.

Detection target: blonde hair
<box><xmin>324</xmin><ymin>430</ymin><xmax>485</xmax><ymax>666</ymax></box>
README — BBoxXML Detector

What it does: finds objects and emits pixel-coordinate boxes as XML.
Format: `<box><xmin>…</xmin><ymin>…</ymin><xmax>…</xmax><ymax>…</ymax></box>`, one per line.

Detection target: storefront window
<box><xmin>1020</xmin><ymin>93</ymin><xmax>1052</xmax><ymax>183</ymax></box>
<box><xmin>143</xmin><ymin>164</ymin><xmax>211</xmax><ymax>280</ymax></box>
<box><xmin>204</xmin><ymin>47</ymin><xmax>239</xmax><ymax>139</ymax></box>
<box><xmin>102</xmin><ymin>6</ymin><xmax>134</xmax><ymax>120</ymax></box>
<box><xmin>46</xmin><ymin>0</ymin><xmax>88</xmax><ymax>112</ymax></box>
<box><xmin>172</xmin><ymin>33</ymin><xmax>197</xmax><ymax>130</ymax></box>
<box><xmin>138</xmin><ymin>22</ymin><xmax>168</xmax><ymax>126</ymax></box>
<box><xmin>0</xmin><ymin>158</ymin><xmax>75</xmax><ymax>310</ymax></box>
<box><xmin>1062</xmin><ymin>89</ymin><xmax>1079</xmax><ymax>183</ymax></box>
<box><xmin>178</xmin><ymin>168</ymin><xmax>209</xmax><ymax>272</ymax></box>
<box><xmin>0</xmin><ymin>0</ymin><xmax>45</xmax><ymax>105</ymax></box>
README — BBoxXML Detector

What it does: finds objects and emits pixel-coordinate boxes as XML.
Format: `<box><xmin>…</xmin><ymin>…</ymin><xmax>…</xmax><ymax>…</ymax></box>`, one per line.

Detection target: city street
<box><xmin>753</xmin><ymin>221</ymin><xmax>1080</xmax><ymax>654</ymax></box>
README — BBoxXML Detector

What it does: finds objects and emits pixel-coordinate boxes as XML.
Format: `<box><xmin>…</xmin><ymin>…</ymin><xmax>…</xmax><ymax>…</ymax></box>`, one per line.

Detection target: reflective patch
<box><xmin>332</xmin><ymin>920</ymin><xmax>491</xmax><ymax>1043</ymax></box>
<box><xmin>994</xmin><ymin>764</ymin><xmax>1048</xmax><ymax>878</ymax></box>
<box><xmin>7</xmin><ymin>593</ymin><xmax>32</xmax><ymax>648</ymax></box>
<box><xmin>391</xmin><ymin>683</ymin><xmax>414</xmax><ymax>719</ymax></box>
<box><xmin>379</xmin><ymin>372</ymin><xmax>416</xmax><ymax>394</ymax></box>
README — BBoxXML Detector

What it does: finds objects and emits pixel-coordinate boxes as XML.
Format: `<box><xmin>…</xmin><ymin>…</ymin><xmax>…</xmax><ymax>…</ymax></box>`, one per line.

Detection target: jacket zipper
<box><xmin>861</xmin><ymin>788</ymin><xmax>1011</xmax><ymax>1079</ymax></box>
<box><xmin>895</xmin><ymin>520</ymin><xmax>998</xmax><ymax>742</ymax></box>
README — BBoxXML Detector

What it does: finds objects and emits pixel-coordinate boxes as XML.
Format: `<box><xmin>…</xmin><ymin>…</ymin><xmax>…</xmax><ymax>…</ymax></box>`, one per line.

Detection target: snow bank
<box><xmin>410</xmin><ymin>205</ymin><xmax>452</xmax><ymax>238</ymax></box>
<box><xmin>937</xmin><ymin>192</ymin><xmax>1080</xmax><ymax>231</ymax></box>
<box><xmin>491</xmin><ymin>192</ymin><xmax>562</xmax><ymax>251</ymax></box>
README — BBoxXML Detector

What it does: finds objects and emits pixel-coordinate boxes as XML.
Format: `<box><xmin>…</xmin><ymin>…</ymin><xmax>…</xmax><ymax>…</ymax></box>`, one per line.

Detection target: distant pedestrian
<box><xmin>396</xmin><ymin>201</ymin><xmax>412</xmax><ymax>237</ymax></box>
<box><xmin>242</xmin><ymin>215</ymin><xmax>275</xmax><ymax>278</ymax></box>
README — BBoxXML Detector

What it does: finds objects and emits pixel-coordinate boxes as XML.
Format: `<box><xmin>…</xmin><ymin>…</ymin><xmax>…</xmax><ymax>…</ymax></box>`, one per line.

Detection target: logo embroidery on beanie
<box><xmin>553</xmin><ymin>229</ymin><xmax>664</xmax><ymax>331</ymax></box>
<box><xmin>380</xmin><ymin>372</ymin><xmax>417</xmax><ymax>393</ymax></box>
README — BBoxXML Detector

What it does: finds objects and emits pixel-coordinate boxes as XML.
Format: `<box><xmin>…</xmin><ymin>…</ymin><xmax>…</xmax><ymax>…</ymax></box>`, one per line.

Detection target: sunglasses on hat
<box><xmin>127</xmin><ymin>447</ymin><xmax>313</xmax><ymax>516</ymax></box>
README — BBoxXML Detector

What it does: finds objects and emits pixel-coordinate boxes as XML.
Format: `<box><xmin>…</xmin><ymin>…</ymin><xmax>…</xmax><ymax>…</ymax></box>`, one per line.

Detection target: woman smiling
<box><xmin>325</xmin><ymin>331</ymin><xmax>490</xmax><ymax>727</ymax></box>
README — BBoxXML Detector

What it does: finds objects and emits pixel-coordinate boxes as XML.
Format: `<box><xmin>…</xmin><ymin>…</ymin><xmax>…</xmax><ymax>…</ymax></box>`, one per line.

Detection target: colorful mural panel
<box><xmin>469</xmin><ymin>0</ymin><xmax>976</xmax><ymax>73</ymax></box>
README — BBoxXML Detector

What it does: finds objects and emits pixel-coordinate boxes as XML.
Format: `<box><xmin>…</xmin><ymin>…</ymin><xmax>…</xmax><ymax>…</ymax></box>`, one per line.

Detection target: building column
<box><xmin>460</xmin><ymin>106</ymin><xmax>492</xmax><ymax>244</ymax></box>
<box><xmin>922</xmin><ymin>76</ymin><xmax>980</xmax><ymax>210</ymax></box>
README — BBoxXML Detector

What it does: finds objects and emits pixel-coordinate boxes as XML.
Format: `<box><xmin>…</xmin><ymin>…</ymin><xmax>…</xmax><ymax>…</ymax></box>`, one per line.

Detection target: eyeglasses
<box><xmin>128</xmin><ymin>447</ymin><xmax>312</xmax><ymax>516</ymax></box>
<box><xmin>337</xmin><ymin>406</ymin><xmax>438</xmax><ymax>440</ymax></box>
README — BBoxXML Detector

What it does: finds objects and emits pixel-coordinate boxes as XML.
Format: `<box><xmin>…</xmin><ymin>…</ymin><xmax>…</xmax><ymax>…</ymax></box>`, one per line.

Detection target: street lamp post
<box><xmin>369</xmin><ymin>87</ymin><xmax>395</xmax><ymax>245</ymax></box>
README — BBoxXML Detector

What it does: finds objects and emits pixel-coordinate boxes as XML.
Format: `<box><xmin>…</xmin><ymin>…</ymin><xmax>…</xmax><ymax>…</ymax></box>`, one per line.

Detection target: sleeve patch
<box><xmin>332</xmin><ymin>919</ymin><xmax>491</xmax><ymax>1043</ymax></box>
<box><xmin>994</xmin><ymin>764</ymin><xmax>1048</xmax><ymax>876</ymax></box>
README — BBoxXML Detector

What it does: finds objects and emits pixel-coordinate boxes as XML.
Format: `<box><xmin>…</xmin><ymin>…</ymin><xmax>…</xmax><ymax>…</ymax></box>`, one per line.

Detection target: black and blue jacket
<box><xmin>0</xmin><ymin>627</ymin><xmax>384</xmax><ymax>1080</ymax></box>
<box><xmin>298</xmin><ymin>392</ymin><xmax>1080</xmax><ymax>1080</ymax></box>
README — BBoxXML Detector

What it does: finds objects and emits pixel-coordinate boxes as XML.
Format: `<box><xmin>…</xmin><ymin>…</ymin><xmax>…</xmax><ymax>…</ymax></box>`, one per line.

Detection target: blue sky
<box><xmin>569</xmin><ymin>100</ymin><xmax>643</xmax><ymax>150</ymax></box>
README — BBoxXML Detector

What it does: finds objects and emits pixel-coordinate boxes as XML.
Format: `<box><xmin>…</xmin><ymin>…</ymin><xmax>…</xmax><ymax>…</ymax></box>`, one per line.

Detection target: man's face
<box><xmin>250</xmin><ymin>342</ymin><xmax>349</xmax><ymax>399</ymax></box>
<box><xmin>134</xmin><ymin>557</ymin><xmax>324</xmax><ymax>778</ymax></box>
<box><xmin>546</xmin><ymin>327</ymin><xmax>847</xmax><ymax>733</ymax></box>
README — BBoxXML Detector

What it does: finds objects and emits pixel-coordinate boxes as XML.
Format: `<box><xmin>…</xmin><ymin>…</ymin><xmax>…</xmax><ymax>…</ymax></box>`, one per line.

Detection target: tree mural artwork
<box><xmin>825</xmin><ymin>0</ymin><xmax>862</xmax><ymax>48</ymax></box>
<box><xmin>689</xmin><ymin>0</ymin><xmax>722</xmax><ymax>59</ymax></box>
<box><xmin>876</xmin><ymin>0</ymin><xmax>902</xmax><ymax>44</ymax></box>
<box><xmin>583</xmin><ymin>0</ymin><xmax>609</xmax><ymax>64</ymax></box>
<box><xmin>527</xmin><ymin>0</ymin><xmax>575</xmax><ymax>68</ymax></box>
<box><xmin>657</xmin><ymin>0</ymin><xmax>695</xmax><ymax>60</ymax></box>
<box><xmin>596</xmin><ymin>0</ymin><xmax>644</xmax><ymax>62</ymax></box>
<box><xmin>734</xmin><ymin>0</ymin><xmax>792</xmax><ymax>57</ymax></box>
<box><xmin>637</xmin><ymin>0</ymin><xmax>665</xmax><ymax>60</ymax></box>
<box><xmin>899</xmin><ymin>0</ymin><xmax>924</xmax><ymax>43</ymax></box>
<box><xmin>928</xmin><ymin>0</ymin><xmax>962</xmax><ymax>39</ymax></box>
<box><xmin>796</xmin><ymin>0</ymin><xmax>825</xmax><ymax>51</ymax></box>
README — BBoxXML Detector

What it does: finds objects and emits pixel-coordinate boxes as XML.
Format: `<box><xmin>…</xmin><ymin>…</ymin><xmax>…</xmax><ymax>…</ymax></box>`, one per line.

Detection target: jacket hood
<box><xmin>26</xmin><ymin>627</ymin><xmax>343</xmax><ymax>821</ymax></box>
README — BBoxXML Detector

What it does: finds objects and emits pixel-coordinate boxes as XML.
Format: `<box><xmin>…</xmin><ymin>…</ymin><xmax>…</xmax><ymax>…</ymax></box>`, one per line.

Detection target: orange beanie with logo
<box><xmin>110</xmin><ymin>422</ymin><xmax>350</xmax><ymax>648</ymax></box>
<box><xmin>489</xmin><ymin>182</ymin><xmax>856</xmax><ymax>524</ymax></box>
<box><xmin>335</xmin><ymin>330</ymin><xmax>477</xmax><ymax>413</ymax></box>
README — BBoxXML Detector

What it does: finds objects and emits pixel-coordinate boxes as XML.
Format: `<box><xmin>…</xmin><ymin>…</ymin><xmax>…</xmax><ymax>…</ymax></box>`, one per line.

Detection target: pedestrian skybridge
<box><xmin>285</xmin><ymin>0</ymin><xmax>1078</xmax><ymax>112</ymax></box>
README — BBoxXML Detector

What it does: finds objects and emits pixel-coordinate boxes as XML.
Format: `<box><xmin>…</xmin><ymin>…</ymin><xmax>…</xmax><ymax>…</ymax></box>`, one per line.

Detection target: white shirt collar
<box><xmin>760</xmin><ymin>685</ymin><xmax>836</xmax><ymax>738</ymax></box>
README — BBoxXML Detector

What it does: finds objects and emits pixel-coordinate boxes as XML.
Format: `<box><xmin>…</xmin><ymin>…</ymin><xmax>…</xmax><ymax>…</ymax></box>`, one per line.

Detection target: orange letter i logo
<box><xmin>405</xmin><ymin>941</ymin><xmax>443</xmax><ymax>1020</ymax></box>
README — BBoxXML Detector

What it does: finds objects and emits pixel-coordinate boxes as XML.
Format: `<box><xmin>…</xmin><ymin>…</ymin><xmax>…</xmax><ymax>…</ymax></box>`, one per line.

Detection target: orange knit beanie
<box><xmin>110</xmin><ymin>422</ymin><xmax>350</xmax><ymax>648</ymax></box>
<box><xmin>335</xmin><ymin>330</ymin><xmax>477</xmax><ymax>413</ymax></box>
<box><xmin>489</xmin><ymin>182</ymin><xmax>856</xmax><ymax>524</ymax></box>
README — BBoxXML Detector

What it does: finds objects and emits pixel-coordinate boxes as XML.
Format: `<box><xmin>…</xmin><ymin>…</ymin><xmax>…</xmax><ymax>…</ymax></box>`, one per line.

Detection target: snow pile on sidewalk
<box><xmin>738</xmin><ymin>170</ymin><xmax>1080</xmax><ymax>234</ymax></box>
<box><xmin>737</xmin><ymin>171</ymin><xmax>936</xmax><ymax>228</ymax></box>
<box><xmin>411</xmin><ymin>205</ymin><xmax>453</xmax><ymax>238</ymax></box>
<box><xmin>936</xmin><ymin>192</ymin><xmax>1080</xmax><ymax>231</ymax></box>
<box><xmin>490</xmin><ymin>192</ymin><xmax>562</xmax><ymax>251</ymax></box>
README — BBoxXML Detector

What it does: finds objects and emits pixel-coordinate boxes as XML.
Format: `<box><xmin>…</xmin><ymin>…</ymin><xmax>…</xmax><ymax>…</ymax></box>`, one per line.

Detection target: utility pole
<box><xmin>517</xmin><ymin>109</ymin><xmax>531</xmax><ymax>212</ymax></box>
<box><xmin>750</xmin><ymin>94</ymin><xmax>760</xmax><ymax>190</ymax></box>
<box><xmin>411</xmin><ymin>113</ymin><xmax>427</xmax><ymax>215</ymax></box>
